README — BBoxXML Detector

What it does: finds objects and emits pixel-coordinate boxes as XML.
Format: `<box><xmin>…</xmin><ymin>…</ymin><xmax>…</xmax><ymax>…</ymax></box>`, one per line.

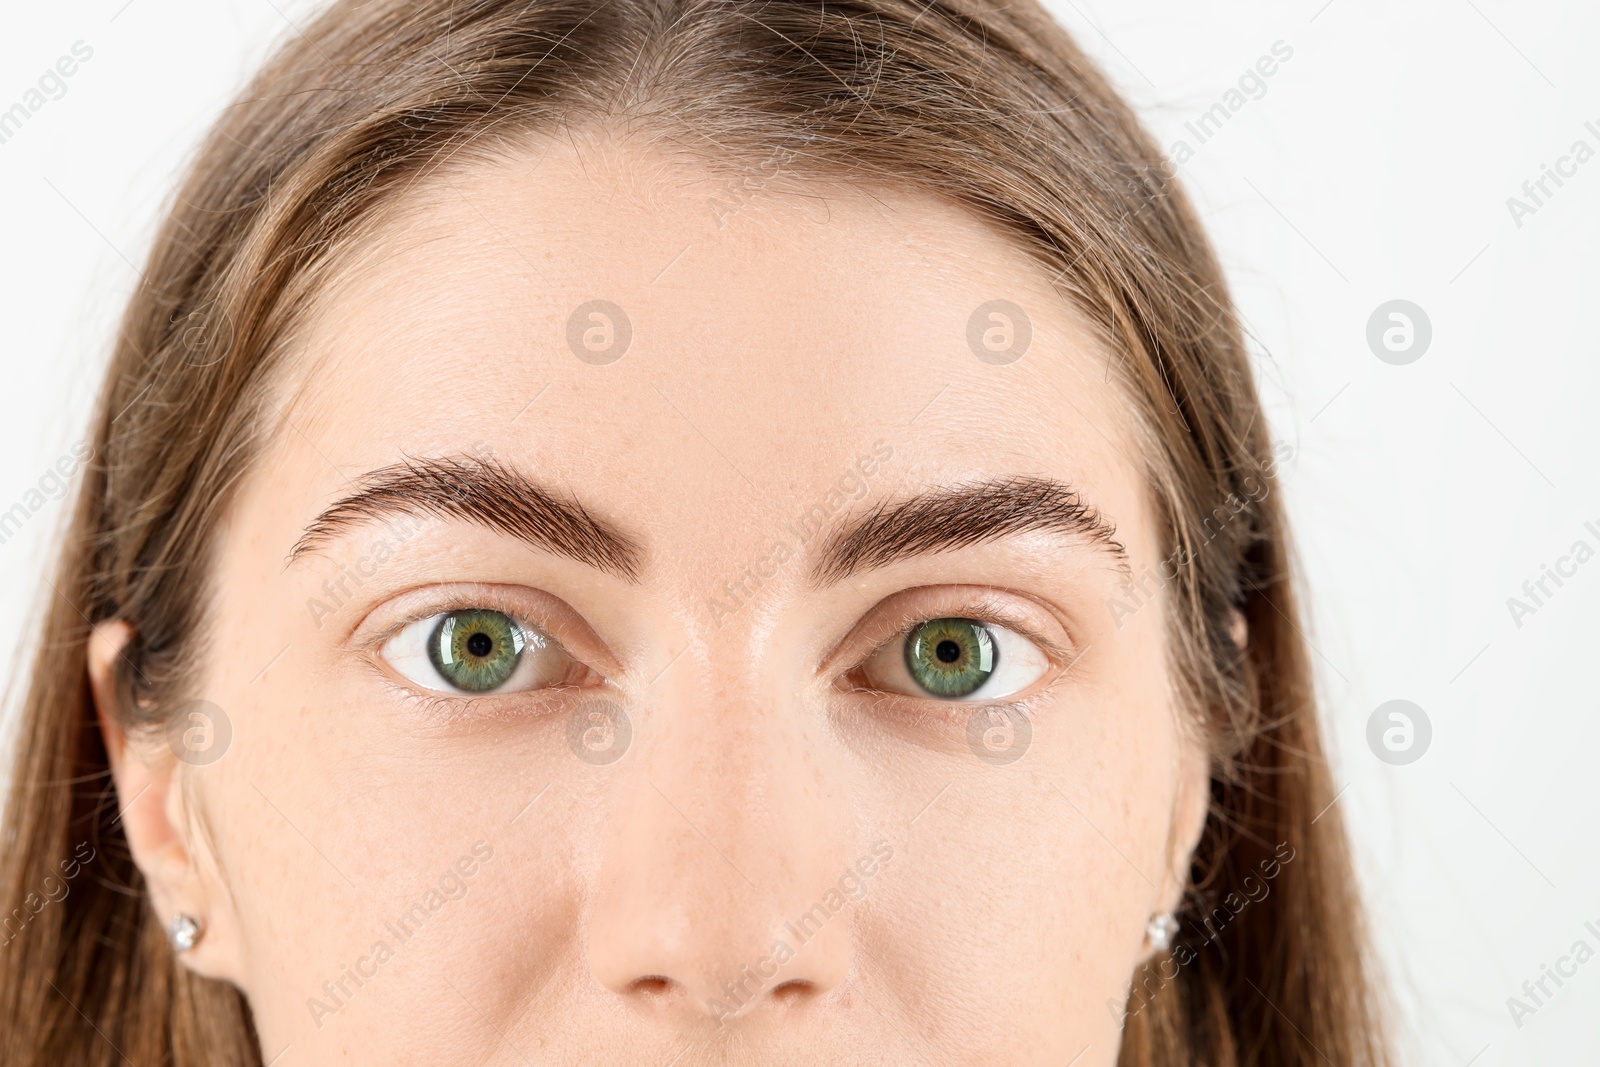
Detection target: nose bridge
<box><xmin>584</xmin><ymin>646</ymin><xmax>854</xmax><ymax>1019</ymax></box>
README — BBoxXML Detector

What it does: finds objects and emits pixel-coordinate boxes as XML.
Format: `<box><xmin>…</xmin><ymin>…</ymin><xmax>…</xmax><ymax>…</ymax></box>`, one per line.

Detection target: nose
<box><xmin>585</xmin><ymin>665</ymin><xmax>855</xmax><ymax>1025</ymax></box>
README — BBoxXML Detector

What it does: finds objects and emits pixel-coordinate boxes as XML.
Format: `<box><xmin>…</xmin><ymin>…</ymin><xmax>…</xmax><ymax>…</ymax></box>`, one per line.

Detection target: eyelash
<box><xmin>868</xmin><ymin>692</ymin><xmax>1037</xmax><ymax>733</ymax></box>
<box><xmin>384</xmin><ymin>675</ymin><xmax>491</xmax><ymax>723</ymax></box>
<box><xmin>365</xmin><ymin>586</ymin><xmax>560</xmax><ymax>654</ymax></box>
<box><xmin>365</xmin><ymin>655</ymin><xmax>598</xmax><ymax>727</ymax></box>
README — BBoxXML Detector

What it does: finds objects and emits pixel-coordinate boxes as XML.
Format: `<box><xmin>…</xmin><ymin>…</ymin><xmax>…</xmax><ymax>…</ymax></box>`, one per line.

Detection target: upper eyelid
<box><xmin>350</xmin><ymin>581</ymin><xmax>628</xmax><ymax>682</ymax></box>
<box><xmin>859</xmin><ymin>600</ymin><xmax>1070</xmax><ymax>665</ymax></box>
<box><xmin>354</xmin><ymin>588</ymin><xmax>554</xmax><ymax>651</ymax></box>
<box><xmin>813</xmin><ymin>586</ymin><xmax>1073</xmax><ymax>682</ymax></box>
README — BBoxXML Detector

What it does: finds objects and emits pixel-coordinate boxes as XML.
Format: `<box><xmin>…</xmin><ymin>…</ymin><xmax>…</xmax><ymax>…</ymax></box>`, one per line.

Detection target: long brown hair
<box><xmin>0</xmin><ymin>0</ymin><xmax>1387</xmax><ymax>1062</ymax></box>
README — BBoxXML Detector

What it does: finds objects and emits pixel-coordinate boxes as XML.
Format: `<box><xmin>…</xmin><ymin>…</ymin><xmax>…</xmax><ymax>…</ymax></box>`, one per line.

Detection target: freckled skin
<box><xmin>95</xmin><ymin>128</ymin><xmax>1211</xmax><ymax>1065</ymax></box>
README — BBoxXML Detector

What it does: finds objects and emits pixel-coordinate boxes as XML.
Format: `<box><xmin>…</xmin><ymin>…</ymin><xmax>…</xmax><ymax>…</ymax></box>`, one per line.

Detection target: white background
<box><xmin>1</xmin><ymin>1</ymin><xmax>1595</xmax><ymax>1063</ymax></box>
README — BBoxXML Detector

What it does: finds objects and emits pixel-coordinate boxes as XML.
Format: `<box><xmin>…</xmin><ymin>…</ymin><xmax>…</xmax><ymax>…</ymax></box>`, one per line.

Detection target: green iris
<box><xmin>904</xmin><ymin>618</ymin><xmax>997</xmax><ymax>698</ymax></box>
<box><xmin>427</xmin><ymin>609</ymin><xmax>525</xmax><ymax>692</ymax></box>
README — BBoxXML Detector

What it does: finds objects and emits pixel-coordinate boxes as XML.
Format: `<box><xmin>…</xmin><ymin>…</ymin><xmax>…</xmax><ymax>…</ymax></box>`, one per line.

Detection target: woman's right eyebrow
<box><xmin>286</xmin><ymin>454</ymin><xmax>646</xmax><ymax>582</ymax></box>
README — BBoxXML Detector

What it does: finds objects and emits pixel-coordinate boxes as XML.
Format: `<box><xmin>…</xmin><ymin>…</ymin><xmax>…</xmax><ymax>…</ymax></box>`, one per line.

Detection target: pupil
<box><xmin>936</xmin><ymin>639</ymin><xmax>962</xmax><ymax>663</ymax></box>
<box><xmin>465</xmin><ymin>631</ymin><xmax>493</xmax><ymax>658</ymax></box>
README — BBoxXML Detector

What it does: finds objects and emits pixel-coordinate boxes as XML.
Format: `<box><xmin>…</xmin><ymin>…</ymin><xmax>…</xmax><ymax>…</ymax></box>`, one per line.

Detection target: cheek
<box><xmin>850</xmin><ymin>660</ymin><xmax>1187</xmax><ymax>1053</ymax></box>
<box><xmin>194</xmin><ymin>638</ymin><xmax>587</xmax><ymax>1053</ymax></box>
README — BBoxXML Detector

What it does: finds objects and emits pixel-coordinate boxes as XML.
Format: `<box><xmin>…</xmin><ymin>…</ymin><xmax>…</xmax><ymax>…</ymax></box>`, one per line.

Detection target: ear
<box><xmin>1227</xmin><ymin>606</ymin><xmax>1248</xmax><ymax>652</ymax></box>
<box><xmin>88</xmin><ymin>620</ymin><xmax>238</xmax><ymax>982</ymax></box>
<box><xmin>1166</xmin><ymin>727</ymin><xmax>1210</xmax><ymax>896</ymax></box>
<box><xmin>1150</xmin><ymin>714</ymin><xmax>1211</xmax><ymax>957</ymax></box>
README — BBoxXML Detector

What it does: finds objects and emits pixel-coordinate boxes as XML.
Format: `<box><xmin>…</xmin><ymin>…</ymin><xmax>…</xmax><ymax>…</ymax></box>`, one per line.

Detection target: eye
<box><xmin>380</xmin><ymin>608</ymin><xmax>588</xmax><ymax>695</ymax></box>
<box><xmin>855</xmin><ymin>616</ymin><xmax>1052</xmax><ymax>700</ymax></box>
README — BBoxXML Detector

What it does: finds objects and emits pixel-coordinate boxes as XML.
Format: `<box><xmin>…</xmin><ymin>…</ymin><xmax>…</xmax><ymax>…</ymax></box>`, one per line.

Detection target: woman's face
<box><xmin>100</xmin><ymin>130</ymin><xmax>1210</xmax><ymax>1065</ymax></box>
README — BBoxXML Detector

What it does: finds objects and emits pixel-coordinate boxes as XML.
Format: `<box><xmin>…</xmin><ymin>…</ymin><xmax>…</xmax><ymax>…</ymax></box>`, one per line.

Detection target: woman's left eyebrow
<box><xmin>286</xmin><ymin>454</ymin><xmax>645</xmax><ymax>581</ymax></box>
<box><xmin>808</xmin><ymin>475</ymin><xmax>1130</xmax><ymax>585</ymax></box>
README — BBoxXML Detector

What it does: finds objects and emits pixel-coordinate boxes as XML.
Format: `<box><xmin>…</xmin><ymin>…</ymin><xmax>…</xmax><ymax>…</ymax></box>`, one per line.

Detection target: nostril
<box><xmin>627</xmin><ymin>975</ymin><xmax>674</xmax><ymax>998</ymax></box>
<box><xmin>768</xmin><ymin>979</ymin><xmax>815</xmax><ymax>1004</ymax></box>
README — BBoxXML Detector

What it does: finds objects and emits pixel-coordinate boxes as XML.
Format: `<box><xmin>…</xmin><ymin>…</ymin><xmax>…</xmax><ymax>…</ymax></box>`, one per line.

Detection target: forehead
<box><xmin>266</xmin><ymin>130</ymin><xmax>1153</xmax><ymax>563</ymax></box>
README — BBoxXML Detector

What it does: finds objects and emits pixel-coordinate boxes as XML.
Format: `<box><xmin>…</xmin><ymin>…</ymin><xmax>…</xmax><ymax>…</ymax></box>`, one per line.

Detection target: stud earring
<box><xmin>1145</xmin><ymin>912</ymin><xmax>1179</xmax><ymax>952</ymax></box>
<box><xmin>166</xmin><ymin>913</ymin><xmax>203</xmax><ymax>953</ymax></box>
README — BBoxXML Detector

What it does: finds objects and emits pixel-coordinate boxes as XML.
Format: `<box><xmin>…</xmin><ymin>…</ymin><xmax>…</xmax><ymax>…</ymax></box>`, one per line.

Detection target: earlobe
<box><xmin>1156</xmin><ymin>728</ymin><xmax>1211</xmax><ymax>941</ymax></box>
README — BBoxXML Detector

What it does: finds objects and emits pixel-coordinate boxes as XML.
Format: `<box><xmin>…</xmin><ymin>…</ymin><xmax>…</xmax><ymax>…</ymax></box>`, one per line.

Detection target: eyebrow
<box><xmin>290</xmin><ymin>458</ymin><xmax>1125</xmax><ymax>587</ymax></box>
<box><xmin>809</xmin><ymin>476</ymin><xmax>1129</xmax><ymax>585</ymax></box>
<box><xmin>288</xmin><ymin>454</ymin><xmax>645</xmax><ymax>581</ymax></box>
